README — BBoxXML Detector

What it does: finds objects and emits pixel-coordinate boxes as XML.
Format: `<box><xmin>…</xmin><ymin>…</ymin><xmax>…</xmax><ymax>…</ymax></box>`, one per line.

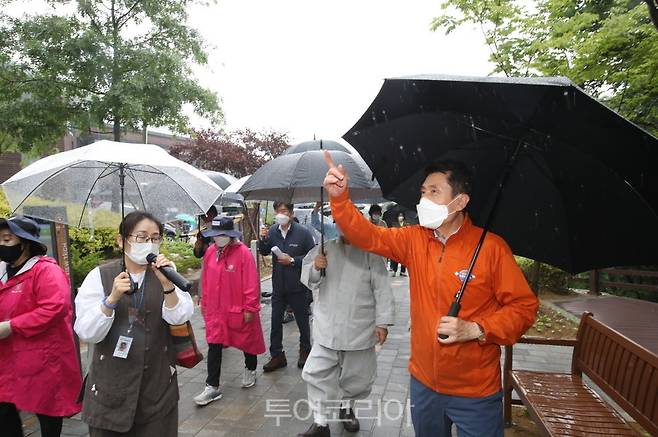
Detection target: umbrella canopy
<box><xmin>219</xmin><ymin>175</ymin><xmax>249</xmax><ymax>204</ymax></box>
<box><xmin>2</xmin><ymin>140</ymin><xmax>222</xmax><ymax>228</ymax></box>
<box><xmin>282</xmin><ymin>139</ymin><xmax>350</xmax><ymax>155</ymax></box>
<box><xmin>238</xmin><ymin>150</ymin><xmax>381</xmax><ymax>203</ymax></box>
<box><xmin>202</xmin><ymin>170</ymin><xmax>238</xmax><ymax>190</ymax></box>
<box><xmin>343</xmin><ymin>75</ymin><xmax>658</xmax><ymax>273</ymax></box>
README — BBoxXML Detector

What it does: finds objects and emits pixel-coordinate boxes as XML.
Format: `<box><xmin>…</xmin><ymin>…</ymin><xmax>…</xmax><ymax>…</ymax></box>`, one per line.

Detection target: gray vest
<box><xmin>81</xmin><ymin>261</ymin><xmax>179</xmax><ymax>432</ymax></box>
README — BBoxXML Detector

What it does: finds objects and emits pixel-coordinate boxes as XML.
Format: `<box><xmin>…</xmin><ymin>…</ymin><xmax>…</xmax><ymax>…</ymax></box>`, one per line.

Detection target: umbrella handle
<box><xmin>438</xmin><ymin>301</ymin><xmax>461</xmax><ymax>340</ymax></box>
<box><xmin>437</xmin><ymin>140</ymin><xmax>523</xmax><ymax>335</ymax></box>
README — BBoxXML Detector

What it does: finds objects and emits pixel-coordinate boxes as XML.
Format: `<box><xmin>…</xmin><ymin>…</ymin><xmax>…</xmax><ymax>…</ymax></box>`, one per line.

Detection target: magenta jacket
<box><xmin>0</xmin><ymin>256</ymin><xmax>82</xmax><ymax>416</ymax></box>
<box><xmin>201</xmin><ymin>242</ymin><xmax>266</xmax><ymax>356</ymax></box>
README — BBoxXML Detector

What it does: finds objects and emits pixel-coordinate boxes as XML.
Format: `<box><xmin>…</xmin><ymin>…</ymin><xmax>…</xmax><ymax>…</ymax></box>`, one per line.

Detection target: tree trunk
<box><xmin>531</xmin><ymin>260</ymin><xmax>542</xmax><ymax>295</ymax></box>
<box><xmin>142</xmin><ymin>122</ymin><xmax>148</xmax><ymax>144</ymax></box>
<box><xmin>646</xmin><ymin>0</ymin><xmax>658</xmax><ymax>31</ymax></box>
<box><xmin>113</xmin><ymin>117</ymin><xmax>121</xmax><ymax>141</ymax></box>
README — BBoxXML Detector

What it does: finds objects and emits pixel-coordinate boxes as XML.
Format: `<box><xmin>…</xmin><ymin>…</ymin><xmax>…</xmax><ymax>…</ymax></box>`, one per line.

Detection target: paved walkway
<box><xmin>554</xmin><ymin>295</ymin><xmax>658</xmax><ymax>354</ymax></box>
<box><xmin>23</xmin><ymin>276</ymin><xmax>578</xmax><ymax>437</ymax></box>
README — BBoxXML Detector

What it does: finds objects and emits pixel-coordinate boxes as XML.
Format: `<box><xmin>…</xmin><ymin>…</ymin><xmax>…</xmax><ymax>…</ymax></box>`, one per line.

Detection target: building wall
<box><xmin>80</xmin><ymin>129</ymin><xmax>191</xmax><ymax>151</ymax></box>
<box><xmin>0</xmin><ymin>152</ymin><xmax>21</xmax><ymax>183</ymax></box>
<box><xmin>0</xmin><ymin>129</ymin><xmax>190</xmax><ymax>182</ymax></box>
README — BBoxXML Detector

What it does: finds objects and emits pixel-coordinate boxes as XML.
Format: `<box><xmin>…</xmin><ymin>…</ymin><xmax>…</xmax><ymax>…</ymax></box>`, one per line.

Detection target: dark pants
<box><xmin>0</xmin><ymin>402</ymin><xmax>63</xmax><ymax>437</ymax></box>
<box><xmin>270</xmin><ymin>290</ymin><xmax>311</xmax><ymax>357</ymax></box>
<box><xmin>390</xmin><ymin>260</ymin><xmax>406</xmax><ymax>274</ymax></box>
<box><xmin>409</xmin><ymin>376</ymin><xmax>503</xmax><ymax>437</ymax></box>
<box><xmin>206</xmin><ymin>343</ymin><xmax>257</xmax><ymax>387</ymax></box>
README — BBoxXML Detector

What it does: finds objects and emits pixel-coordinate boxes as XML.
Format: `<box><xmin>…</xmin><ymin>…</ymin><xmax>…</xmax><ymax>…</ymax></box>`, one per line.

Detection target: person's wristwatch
<box><xmin>290</xmin><ymin>257</ymin><xmax>295</xmax><ymax>266</ymax></box>
<box><xmin>475</xmin><ymin>322</ymin><xmax>486</xmax><ymax>342</ymax></box>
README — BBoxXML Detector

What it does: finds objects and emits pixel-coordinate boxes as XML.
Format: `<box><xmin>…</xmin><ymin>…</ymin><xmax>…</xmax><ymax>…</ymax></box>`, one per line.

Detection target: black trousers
<box><xmin>270</xmin><ymin>290</ymin><xmax>311</xmax><ymax>357</ymax></box>
<box><xmin>206</xmin><ymin>343</ymin><xmax>257</xmax><ymax>387</ymax></box>
<box><xmin>0</xmin><ymin>402</ymin><xmax>63</xmax><ymax>437</ymax></box>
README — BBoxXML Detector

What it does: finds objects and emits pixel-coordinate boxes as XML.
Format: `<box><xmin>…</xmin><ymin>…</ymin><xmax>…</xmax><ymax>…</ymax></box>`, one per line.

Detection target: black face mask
<box><xmin>0</xmin><ymin>244</ymin><xmax>23</xmax><ymax>264</ymax></box>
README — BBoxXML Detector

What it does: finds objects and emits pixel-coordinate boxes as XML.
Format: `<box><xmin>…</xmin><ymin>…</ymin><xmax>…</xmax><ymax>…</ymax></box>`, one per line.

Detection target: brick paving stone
<box><xmin>23</xmin><ymin>274</ymin><xmax>615</xmax><ymax>436</ymax></box>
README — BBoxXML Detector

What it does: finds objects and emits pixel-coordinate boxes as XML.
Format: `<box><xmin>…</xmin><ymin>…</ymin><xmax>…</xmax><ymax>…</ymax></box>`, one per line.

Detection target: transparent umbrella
<box><xmin>1</xmin><ymin>140</ymin><xmax>222</xmax><ymax>229</ymax></box>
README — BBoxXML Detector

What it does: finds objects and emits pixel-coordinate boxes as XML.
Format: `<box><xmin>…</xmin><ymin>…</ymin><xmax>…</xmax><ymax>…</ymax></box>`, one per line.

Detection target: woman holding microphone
<box><xmin>74</xmin><ymin>211</ymin><xmax>194</xmax><ymax>436</ymax></box>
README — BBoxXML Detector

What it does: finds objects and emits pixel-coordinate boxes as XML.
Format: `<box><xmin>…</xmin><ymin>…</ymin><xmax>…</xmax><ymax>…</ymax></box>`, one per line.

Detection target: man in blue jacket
<box><xmin>259</xmin><ymin>201</ymin><xmax>316</xmax><ymax>371</ymax></box>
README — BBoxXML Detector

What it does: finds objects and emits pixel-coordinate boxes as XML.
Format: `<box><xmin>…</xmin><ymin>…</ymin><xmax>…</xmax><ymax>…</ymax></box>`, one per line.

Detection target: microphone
<box><xmin>146</xmin><ymin>253</ymin><xmax>191</xmax><ymax>292</ymax></box>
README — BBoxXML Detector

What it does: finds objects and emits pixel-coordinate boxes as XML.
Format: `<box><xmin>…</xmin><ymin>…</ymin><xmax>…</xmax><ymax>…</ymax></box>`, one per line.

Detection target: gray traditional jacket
<box><xmin>301</xmin><ymin>240</ymin><xmax>395</xmax><ymax>351</ymax></box>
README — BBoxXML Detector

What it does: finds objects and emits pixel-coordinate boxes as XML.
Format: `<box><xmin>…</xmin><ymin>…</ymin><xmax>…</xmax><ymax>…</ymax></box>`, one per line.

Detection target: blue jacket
<box><xmin>311</xmin><ymin>211</ymin><xmax>339</xmax><ymax>241</ymax></box>
<box><xmin>258</xmin><ymin>221</ymin><xmax>316</xmax><ymax>294</ymax></box>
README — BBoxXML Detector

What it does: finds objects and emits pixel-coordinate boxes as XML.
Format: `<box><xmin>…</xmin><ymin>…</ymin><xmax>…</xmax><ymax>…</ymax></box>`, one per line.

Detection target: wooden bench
<box><xmin>503</xmin><ymin>312</ymin><xmax>658</xmax><ymax>436</ymax></box>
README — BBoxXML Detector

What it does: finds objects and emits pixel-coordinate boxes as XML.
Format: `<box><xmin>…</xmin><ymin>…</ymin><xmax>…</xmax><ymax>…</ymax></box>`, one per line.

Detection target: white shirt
<box><xmin>74</xmin><ymin>266</ymin><xmax>194</xmax><ymax>344</ymax></box>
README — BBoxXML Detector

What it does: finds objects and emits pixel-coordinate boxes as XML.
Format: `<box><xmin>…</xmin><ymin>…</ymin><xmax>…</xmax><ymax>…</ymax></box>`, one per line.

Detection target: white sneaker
<box><xmin>242</xmin><ymin>368</ymin><xmax>257</xmax><ymax>388</ymax></box>
<box><xmin>193</xmin><ymin>385</ymin><xmax>222</xmax><ymax>406</ymax></box>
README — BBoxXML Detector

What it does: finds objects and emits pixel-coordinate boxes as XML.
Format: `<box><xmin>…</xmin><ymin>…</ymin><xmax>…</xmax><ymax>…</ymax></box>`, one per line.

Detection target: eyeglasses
<box><xmin>128</xmin><ymin>234</ymin><xmax>162</xmax><ymax>244</ymax></box>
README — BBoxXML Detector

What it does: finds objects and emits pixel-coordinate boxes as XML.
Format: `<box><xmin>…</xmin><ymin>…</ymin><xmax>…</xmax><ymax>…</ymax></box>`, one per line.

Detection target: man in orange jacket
<box><xmin>323</xmin><ymin>153</ymin><xmax>538</xmax><ymax>437</ymax></box>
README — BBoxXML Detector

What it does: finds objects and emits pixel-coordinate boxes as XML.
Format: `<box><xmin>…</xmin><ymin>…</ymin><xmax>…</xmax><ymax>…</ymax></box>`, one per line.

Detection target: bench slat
<box><xmin>512</xmin><ymin>371</ymin><xmax>639</xmax><ymax>436</ymax></box>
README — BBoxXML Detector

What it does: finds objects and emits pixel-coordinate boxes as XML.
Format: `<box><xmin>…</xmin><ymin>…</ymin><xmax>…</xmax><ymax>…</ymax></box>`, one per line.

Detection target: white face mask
<box><xmin>416</xmin><ymin>195</ymin><xmax>461</xmax><ymax>229</ymax></box>
<box><xmin>125</xmin><ymin>242</ymin><xmax>160</xmax><ymax>265</ymax></box>
<box><xmin>371</xmin><ymin>214</ymin><xmax>381</xmax><ymax>222</ymax></box>
<box><xmin>275</xmin><ymin>213</ymin><xmax>290</xmax><ymax>226</ymax></box>
<box><xmin>214</xmin><ymin>236</ymin><xmax>232</xmax><ymax>247</ymax></box>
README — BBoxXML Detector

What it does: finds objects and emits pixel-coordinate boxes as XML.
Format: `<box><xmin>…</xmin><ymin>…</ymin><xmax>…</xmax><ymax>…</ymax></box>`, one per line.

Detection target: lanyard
<box><xmin>127</xmin><ymin>276</ymin><xmax>146</xmax><ymax>333</ymax></box>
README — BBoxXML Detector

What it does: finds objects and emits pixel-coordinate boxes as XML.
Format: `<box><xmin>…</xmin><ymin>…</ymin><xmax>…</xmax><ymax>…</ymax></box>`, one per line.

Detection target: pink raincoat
<box><xmin>201</xmin><ymin>241</ymin><xmax>266</xmax><ymax>355</ymax></box>
<box><xmin>0</xmin><ymin>256</ymin><xmax>82</xmax><ymax>417</ymax></box>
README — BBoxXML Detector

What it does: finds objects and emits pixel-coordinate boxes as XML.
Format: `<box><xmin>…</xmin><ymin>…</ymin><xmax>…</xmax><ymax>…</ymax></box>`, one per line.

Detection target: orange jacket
<box><xmin>331</xmin><ymin>191</ymin><xmax>538</xmax><ymax>398</ymax></box>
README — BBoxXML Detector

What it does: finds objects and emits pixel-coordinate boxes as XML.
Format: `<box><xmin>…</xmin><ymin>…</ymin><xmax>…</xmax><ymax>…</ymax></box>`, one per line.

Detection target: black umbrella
<box><xmin>343</xmin><ymin>74</ymin><xmax>658</xmax><ymax>331</ymax></box>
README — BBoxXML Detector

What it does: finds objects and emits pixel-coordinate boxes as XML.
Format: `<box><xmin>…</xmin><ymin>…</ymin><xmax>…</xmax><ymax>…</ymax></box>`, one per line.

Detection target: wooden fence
<box><xmin>588</xmin><ymin>268</ymin><xmax>658</xmax><ymax>295</ymax></box>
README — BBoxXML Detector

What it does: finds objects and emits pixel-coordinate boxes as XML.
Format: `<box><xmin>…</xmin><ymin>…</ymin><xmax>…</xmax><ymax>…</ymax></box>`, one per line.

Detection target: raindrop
<box><xmin>417</xmin><ymin>147</ymin><xmax>422</xmax><ymax>152</ymax></box>
<box><xmin>563</xmin><ymin>91</ymin><xmax>568</xmax><ymax>96</ymax></box>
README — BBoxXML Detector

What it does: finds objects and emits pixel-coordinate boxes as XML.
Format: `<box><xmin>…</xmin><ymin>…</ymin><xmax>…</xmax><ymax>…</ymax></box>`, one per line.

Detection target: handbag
<box><xmin>169</xmin><ymin>321</ymin><xmax>203</xmax><ymax>368</ymax></box>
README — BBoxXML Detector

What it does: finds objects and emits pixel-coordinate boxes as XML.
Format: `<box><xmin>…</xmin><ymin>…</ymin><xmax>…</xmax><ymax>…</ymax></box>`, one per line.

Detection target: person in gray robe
<box><xmin>297</xmin><ymin>231</ymin><xmax>394</xmax><ymax>437</ymax></box>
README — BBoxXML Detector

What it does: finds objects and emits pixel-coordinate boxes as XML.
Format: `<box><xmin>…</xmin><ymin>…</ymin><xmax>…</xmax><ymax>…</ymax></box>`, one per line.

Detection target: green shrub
<box><xmin>70</xmin><ymin>244</ymin><xmax>104</xmax><ymax>289</ymax></box>
<box><xmin>0</xmin><ymin>191</ymin><xmax>11</xmax><ymax>218</ymax></box>
<box><xmin>69</xmin><ymin>227</ymin><xmax>119</xmax><ymax>257</ymax></box>
<box><xmin>68</xmin><ymin>227</ymin><xmax>119</xmax><ymax>288</ymax></box>
<box><xmin>515</xmin><ymin>256</ymin><xmax>570</xmax><ymax>294</ymax></box>
<box><xmin>160</xmin><ymin>239</ymin><xmax>201</xmax><ymax>272</ymax></box>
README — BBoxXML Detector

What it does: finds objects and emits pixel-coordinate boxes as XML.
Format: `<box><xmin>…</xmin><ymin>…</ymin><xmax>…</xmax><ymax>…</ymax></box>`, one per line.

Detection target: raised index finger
<box><xmin>323</xmin><ymin>150</ymin><xmax>337</xmax><ymax>169</ymax></box>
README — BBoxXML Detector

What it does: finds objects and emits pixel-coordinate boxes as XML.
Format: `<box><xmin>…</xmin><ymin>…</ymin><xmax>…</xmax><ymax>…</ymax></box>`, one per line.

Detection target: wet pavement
<box><xmin>23</xmin><ymin>275</ymin><xmax>577</xmax><ymax>437</ymax></box>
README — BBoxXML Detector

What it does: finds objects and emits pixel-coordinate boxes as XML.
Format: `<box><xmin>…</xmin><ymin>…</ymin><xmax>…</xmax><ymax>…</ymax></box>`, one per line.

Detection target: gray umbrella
<box><xmin>238</xmin><ymin>150</ymin><xmax>381</xmax><ymax>203</ymax></box>
<box><xmin>202</xmin><ymin>170</ymin><xmax>238</xmax><ymax>190</ymax></box>
<box><xmin>282</xmin><ymin>139</ymin><xmax>349</xmax><ymax>155</ymax></box>
<box><xmin>218</xmin><ymin>175</ymin><xmax>249</xmax><ymax>204</ymax></box>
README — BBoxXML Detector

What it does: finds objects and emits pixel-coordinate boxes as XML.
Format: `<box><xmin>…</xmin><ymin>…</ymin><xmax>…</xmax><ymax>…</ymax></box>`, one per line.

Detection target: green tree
<box><xmin>0</xmin><ymin>0</ymin><xmax>221</xmax><ymax>153</ymax></box>
<box><xmin>432</xmin><ymin>0</ymin><xmax>658</xmax><ymax>135</ymax></box>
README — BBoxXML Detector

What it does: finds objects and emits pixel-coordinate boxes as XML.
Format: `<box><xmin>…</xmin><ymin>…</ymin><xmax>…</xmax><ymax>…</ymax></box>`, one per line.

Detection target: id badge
<box><xmin>113</xmin><ymin>335</ymin><xmax>133</xmax><ymax>359</ymax></box>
